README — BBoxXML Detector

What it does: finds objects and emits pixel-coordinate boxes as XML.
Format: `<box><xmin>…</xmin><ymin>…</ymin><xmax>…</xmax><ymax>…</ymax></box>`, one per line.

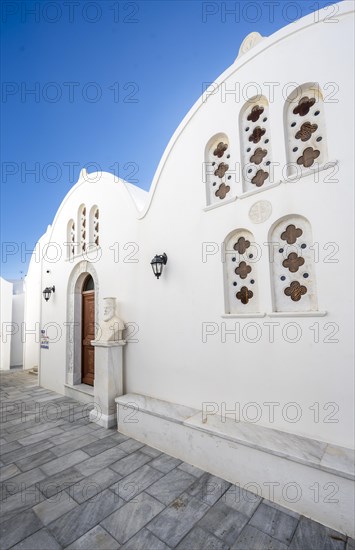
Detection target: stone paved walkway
<box><xmin>0</xmin><ymin>370</ymin><xmax>353</xmax><ymax>550</ymax></box>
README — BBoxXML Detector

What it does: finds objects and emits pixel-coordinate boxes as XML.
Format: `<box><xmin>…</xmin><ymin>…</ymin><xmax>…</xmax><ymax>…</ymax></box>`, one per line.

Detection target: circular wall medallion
<box><xmin>249</xmin><ymin>200</ymin><xmax>272</xmax><ymax>224</ymax></box>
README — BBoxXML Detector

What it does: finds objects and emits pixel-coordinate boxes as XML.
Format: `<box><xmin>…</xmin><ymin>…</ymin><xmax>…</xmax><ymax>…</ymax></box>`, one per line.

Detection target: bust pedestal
<box><xmin>89</xmin><ymin>339</ymin><xmax>126</xmax><ymax>428</ymax></box>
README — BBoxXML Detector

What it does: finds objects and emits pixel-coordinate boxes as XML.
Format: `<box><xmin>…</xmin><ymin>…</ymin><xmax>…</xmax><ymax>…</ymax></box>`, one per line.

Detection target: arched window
<box><xmin>239</xmin><ymin>96</ymin><xmax>272</xmax><ymax>193</ymax></box>
<box><xmin>205</xmin><ymin>134</ymin><xmax>233</xmax><ymax>206</ymax></box>
<box><xmin>89</xmin><ymin>206</ymin><xmax>99</xmax><ymax>247</ymax></box>
<box><xmin>284</xmin><ymin>83</ymin><xmax>327</xmax><ymax>177</ymax></box>
<box><xmin>67</xmin><ymin>219</ymin><xmax>75</xmax><ymax>259</ymax></box>
<box><xmin>224</xmin><ymin>229</ymin><xmax>260</xmax><ymax>314</ymax></box>
<box><xmin>78</xmin><ymin>204</ymin><xmax>86</xmax><ymax>254</ymax></box>
<box><xmin>83</xmin><ymin>274</ymin><xmax>94</xmax><ymax>291</ymax></box>
<box><xmin>269</xmin><ymin>215</ymin><xmax>318</xmax><ymax>312</ymax></box>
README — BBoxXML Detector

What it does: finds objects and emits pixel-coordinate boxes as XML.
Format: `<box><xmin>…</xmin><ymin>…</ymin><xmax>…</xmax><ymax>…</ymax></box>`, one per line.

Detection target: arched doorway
<box><xmin>66</xmin><ymin>261</ymin><xmax>99</xmax><ymax>388</ymax></box>
<box><xmin>81</xmin><ymin>275</ymin><xmax>95</xmax><ymax>385</ymax></box>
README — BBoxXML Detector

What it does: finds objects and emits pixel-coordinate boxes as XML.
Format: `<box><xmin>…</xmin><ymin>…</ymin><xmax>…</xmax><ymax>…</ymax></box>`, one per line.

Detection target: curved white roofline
<box><xmin>47</xmin><ymin>169</ymin><xmax>148</xmax><ymax>241</ymax></box>
<box><xmin>44</xmin><ymin>0</ymin><xmax>351</xmax><ymax>240</ymax></box>
<box><xmin>137</xmin><ymin>0</ymin><xmax>351</xmax><ymax>219</ymax></box>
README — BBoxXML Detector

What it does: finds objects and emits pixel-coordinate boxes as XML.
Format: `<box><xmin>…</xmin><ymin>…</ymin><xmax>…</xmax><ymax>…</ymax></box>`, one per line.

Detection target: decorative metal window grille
<box><xmin>68</xmin><ymin>220</ymin><xmax>75</xmax><ymax>259</ymax></box>
<box><xmin>79</xmin><ymin>205</ymin><xmax>86</xmax><ymax>253</ymax></box>
<box><xmin>92</xmin><ymin>207</ymin><xmax>99</xmax><ymax>247</ymax></box>
<box><xmin>240</xmin><ymin>97</ymin><xmax>272</xmax><ymax>192</ymax></box>
<box><xmin>269</xmin><ymin>216</ymin><xmax>318</xmax><ymax>312</ymax></box>
<box><xmin>285</xmin><ymin>84</ymin><xmax>327</xmax><ymax>176</ymax></box>
<box><xmin>205</xmin><ymin>134</ymin><xmax>234</xmax><ymax>206</ymax></box>
<box><xmin>224</xmin><ymin>229</ymin><xmax>260</xmax><ymax>314</ymax></box>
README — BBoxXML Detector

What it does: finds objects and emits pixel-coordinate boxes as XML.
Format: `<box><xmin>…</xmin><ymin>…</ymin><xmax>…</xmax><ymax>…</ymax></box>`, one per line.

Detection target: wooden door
<box><xmin>82</xmin><ymin>291</ymin><xmax>95</xmax><ymax>385</ymax></box>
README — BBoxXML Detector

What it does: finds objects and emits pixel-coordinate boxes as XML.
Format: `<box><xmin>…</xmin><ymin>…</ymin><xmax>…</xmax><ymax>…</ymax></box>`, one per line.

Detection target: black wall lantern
<box><xmin>151</xmin><ymin>253</ymin><xmax>167</xmax><ymax>279</ymax></box>
<box><xmin>42</xmin><ymin>286</ymin><xmax>55</xmax><ymax>301</ymax></box>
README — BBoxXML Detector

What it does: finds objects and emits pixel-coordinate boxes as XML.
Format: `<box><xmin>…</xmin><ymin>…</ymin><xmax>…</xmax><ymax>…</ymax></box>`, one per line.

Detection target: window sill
<box><xmin>221</xmin><ymin>313</ymin><xmax>266</xmax><ymax>318</ymax></box>
<box><xmin>267</xmin><ymin>311</ymin><xmax>327</xmax><ymax>318</ymax></box>
<box><xmin>203</xmin><ymin>196</ymin><xmax>237</xmax><ymax>211</ymax></box>
<box><xmin>279</xmin><ymin>159</ymin><xmax>338</xmax><ymax>185</ymax></box>
<box><xmin>66</xmin><ymin>247</ymin><xmax>101</xmax><ymax>262</ymax></box>
<box><xmin>203</xmin><ymin>160</ymin><xmax>339</xmax><ymax>209</ymax></box>
<box><xmin>221</xmin><ymin>311</ymin><xmax>327</xmax><ymax>318</ymax></box>
<box><xmin>238</xmin><ymin>181</ymin><xmax>281</xmax><ymax>199</ymax></box>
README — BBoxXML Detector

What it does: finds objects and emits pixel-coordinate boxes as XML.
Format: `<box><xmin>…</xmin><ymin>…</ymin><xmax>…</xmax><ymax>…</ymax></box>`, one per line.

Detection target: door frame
<box><xmin>66</xmin><ymin>261</ymin><xmax>99</xmax><ymax>387</ymax></box>
<box><xmin>81</xmin><ymin>288</ymin><xmax>95</xmax><ymax>385</ymax></box>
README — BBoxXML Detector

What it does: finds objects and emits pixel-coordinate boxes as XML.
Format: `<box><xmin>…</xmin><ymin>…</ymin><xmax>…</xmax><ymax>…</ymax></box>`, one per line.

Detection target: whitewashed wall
<box><xmin>26</xmin><ymin>3</ymin><xmax>354</xmax><ymax>449</ymax></box>
<box><xmin>23</xmin><ymin>229</ymin><xmax>51</xmax><ymax>372</ymax></box>
<box><xmin>10</xmin><ymin>282</ymin><xmax>24</xmax><ymax>367</ymax></box>
<box><xmin>0</xmin><ymin>277</ymin><xmax>13</xmax><ymax>370</ymax></box>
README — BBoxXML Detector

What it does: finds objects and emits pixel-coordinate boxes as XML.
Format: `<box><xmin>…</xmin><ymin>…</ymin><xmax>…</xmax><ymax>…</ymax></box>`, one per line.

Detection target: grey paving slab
<box><xmin>176</xmin><ymin>525</ymin><xmax>229</xmax><ymax>550</ymax></box>
<box><xmin>110</xmin><ymin>464</ymin><xmax>164</xmax><ymax>501</ymax></box>
<box><xmin>178</xmin><ymin>461</ymin><xmax>205</xmax><ymax>478</ymax></box>
<box><xmin>101</xmin><ymin>491</ymin><xmax>165</xmax><ymax>544</ymax></box>
<box><xmin>33</xmin><ymin>492</ymin><xmax>78</xmax><ymax>525</ymax></box>
<box><xmin>81</xmin><ymin>435</ymin><xmax>120</xmax><ymax>456</ymax></box>
<box><xmin>49</xmin><ymin>425</ymin><xmax>100</xmax><ymax>445</ymax></box>
<box><xmin>139</xmin><ymin>445</ymin><xmax>162</xmax><ymax>458</ymax></box>
<box><xmin>0</xmin><ymin>439</ymin><xmax>54</xmax><ymax>465</ymax></box>
<box><xmin>50</xmin><ymin>433</ymin><xmax>97</xmax><ymax>457</ymax></box>
<box><xmin>110</xmin><ymin>450</ymin><xmax>152</xmax><ymax>476</ymax></box>
<box><xmin>221</xmin><ymin>484</ymin><xmax>262</xmax><ymax>517</ymax></box>
<box><xmin>0</xmin><ymin>482</ymin><xmax>44</xmax><ymax>524</ymax></box>
<box><xmin>146</xmin><ymin>492</ymin><xmax>210</xmax><ymax>547</ymax></box>
<box><xmin>121</xmin><ymin>527</ymin><xmax>170</xmax><ymax>550</ymax></box>
<box><xmin>199</xmin><ymin>500</ymin><xmax>249</xmax><ymax>545</ymax></box>
<box><xmin>117</xmin><ymin>438</ymin><xmax>145</xmax><ymax>454</ymax></box>
<box><xmin>289</xmin><ymin>517</ymin><xmax>347</xmax><ymax>549</ymax></box>
<box><xmin>0</xmin><ymin>441</ymin><xmax>22</xmax><ymax>454</ymax></box>
<box><xmin>87</xmin><ymin>426</ymin><xmax>119</xmax><ymax>439</ymax></box>
<box><xmin>10</xmin><ymin>528</ymin><xmax>62</xmax><ymax>549</ymax></box>
<box><xmin>2</xmin><ymin>418</ymin><xmax>37</xmax><ymax>433</ymax></box>
<box><xmin>0</xmin><ymin>466</ymin><xmax>47</xmax><ymax>496</ymax></box>
<box><xmin>47</xmin><ymin>489</ymin><xmax>124</xmax><ymax>547</ymax></box>
<box><xmin>249</xmin><ymin>502</ymin><xmax>299</xmax><ymax>545</ymax></box>
<box><xmin>1</xmin><ymin>370</ymin><xmax>350</xmax><ymax>550</ymax></box>
<box><xmin>17</xmin><ymin>427</ymin><xmax>64</xmax><ymax>446</ymax></box>
<box><xmin>75</xmin><ymin>446</ymin><xmax>127</xmax><ymax>477</ymax></box>
<box><xmin>2</xmin><ymin>429</ymin><xmax>33</xmax><ymax>442</ymax></box>
<box><xmin>15</xmin><ymin>448</ymin><xmax>57</xmax><ymax>472</ymax></box>
<box><xmin>25</xmin><ymin>419</ymin><xmax>69</xmax><ymax>434</ymax></box>
<box><xmin>108</xmin><ymin>432</ymin><xmax>129</xmax><ymax>444</ymax></box>
<box><xmin>149</xmin><ymin>453</ymin><xmax>182</xmax><ymax>473</ymax></box>
<box><xmin>40</xmin><ymin>449</ymin><xmax>90</xmax><ymax>476</ymax></box>
<box><xmin>146</xmin><ymin>466</ymin><xmax>196</xmax><ymax>505</ymax></box>
<box><xmin>187</xmin><ymin>471</ymin><xmax>231</xmax><ymax>506</ymax></box>
<box><xmin>0</xmin><ymin>508</ymin><xmax>44</xmax><ymax>550</ymax></box>
<box><xmin>39</xmin><ymin>466</ymin><xmax>85</xmax><ymax>498</ymax></box>
<box><xmin>0</xmin><ymin>462</ymin><xmax>21</xmax><ymax>481</ymax></box>
<box><xmin>66</xmin><ymin>467</ymin><xmax>122</xmax><ymax>504</ymax></box>
<box><xmin>264</xmin><ymin>498</ymin><xmax>301</xmax><ymax>519</ymax></box>
<box><xmin>231</xmin><ymin>525</ymin><xmax>288</xmax><ymax>550</ymax></box>
<box><xmin>65</xmin><ymin>525</ymin><xmax>120</xmax><ymax>549</ymax></box>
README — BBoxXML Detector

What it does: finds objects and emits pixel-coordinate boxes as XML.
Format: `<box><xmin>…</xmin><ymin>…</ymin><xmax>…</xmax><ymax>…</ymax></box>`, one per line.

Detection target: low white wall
<box><xmin>10</xmin><ymin>292</ymin><xmax>24</xmax><ymax>367</ymax></box>
<box><xmin>23</xmin><ymin>230</ymin><xmax>50</xmax><ymax>372</ymax></box>
<box><xmin>0</xmin><ymin>277</ymin><xmax>13</xmax><ymax>370</ymax></box>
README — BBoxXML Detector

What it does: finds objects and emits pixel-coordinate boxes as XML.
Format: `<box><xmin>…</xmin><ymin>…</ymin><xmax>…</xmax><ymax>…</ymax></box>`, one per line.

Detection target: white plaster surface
<box><xmin>0</xmin><ymin>277</ymin><xmax>13</xmax><ymax>370</ymax></box>
<box><xmin>10</xmin><ymin>288</ymin><xmax>24</xmax><ymax>366</ymax></box>
<box><xmin>23</xmin><ymin>3</ymin><xmax>354</xmax><ymax>450</ymax></box>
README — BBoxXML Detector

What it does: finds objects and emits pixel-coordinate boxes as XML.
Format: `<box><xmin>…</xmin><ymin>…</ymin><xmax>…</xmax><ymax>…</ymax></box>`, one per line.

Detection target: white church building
<box><xmin>21</xmin><ymin>2</ymin><xmax>354</xmax><ymax>537</ymax></box>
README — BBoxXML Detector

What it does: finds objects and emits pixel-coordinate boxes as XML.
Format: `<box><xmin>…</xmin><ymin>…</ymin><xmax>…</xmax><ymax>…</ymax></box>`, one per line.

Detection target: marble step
<box><xmin>116</xmin><ymin>393</ymin><xmax>354</xmax><ymax>481</ymax></box>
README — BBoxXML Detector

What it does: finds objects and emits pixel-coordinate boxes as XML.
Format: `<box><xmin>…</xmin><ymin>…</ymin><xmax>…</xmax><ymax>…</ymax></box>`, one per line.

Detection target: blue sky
<box><xmin>1</xmin><ymin>0</ymin><xmax>337</xmax><ymax>279</ymax></box>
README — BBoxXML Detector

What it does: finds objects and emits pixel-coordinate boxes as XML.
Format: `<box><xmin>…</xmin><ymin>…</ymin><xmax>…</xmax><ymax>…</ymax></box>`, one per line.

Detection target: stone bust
<box><xmin>98</xmin><ymin>297</ymin><xmax>125</xmax><ymax>343</ymax></box>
